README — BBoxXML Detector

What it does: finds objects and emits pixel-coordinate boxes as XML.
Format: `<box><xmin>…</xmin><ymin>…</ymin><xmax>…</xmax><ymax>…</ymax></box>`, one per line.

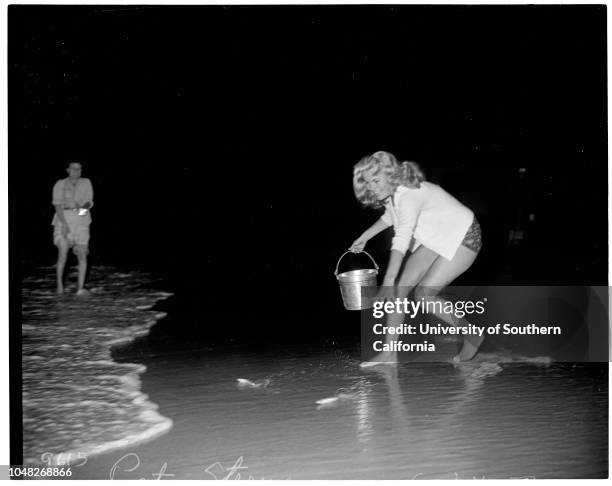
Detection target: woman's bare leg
<box><xmin>361</xmin><ymin>246</ymin><xmax>438</xmax><ymax>366</ymax></box>
<box><xmin>415</xmin><ymin>245</ymin><xmax>481</xmax><ymax>361</ymax></box>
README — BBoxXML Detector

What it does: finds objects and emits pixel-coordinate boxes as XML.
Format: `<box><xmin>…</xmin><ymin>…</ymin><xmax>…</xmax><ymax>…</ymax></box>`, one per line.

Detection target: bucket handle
<box><xmin>334</xmin><ymin>250</ymin><xmax>379</xmax><ymax>277</ymax></box>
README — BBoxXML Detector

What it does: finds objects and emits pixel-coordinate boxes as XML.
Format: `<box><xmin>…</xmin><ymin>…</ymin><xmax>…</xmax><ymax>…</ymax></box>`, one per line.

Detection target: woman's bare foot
<box><xmin>56</xmin><ymin>284</ymin><xmax>64</xmax><ymax>294</ymax></box>
<box><xmin>76</xmin><ymin>288</ymin><xmax>90</xmax><ymax>296</ymax></box>
<box><xmin>360</xmin><ymin>350</ymin><xmax>398</xmax><ymax>368</ymax></box>
<box><xmin>453</xmin><ymin>334</ymin><xmax>485</xmax><ymax>362</ymax></box>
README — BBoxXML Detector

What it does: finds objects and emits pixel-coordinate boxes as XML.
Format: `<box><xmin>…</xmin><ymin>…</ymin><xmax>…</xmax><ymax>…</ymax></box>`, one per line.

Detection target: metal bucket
<box><xmin>334</xmin><ymin>251</ymin><xmax>379</xmax><ymax>310</ymax></box>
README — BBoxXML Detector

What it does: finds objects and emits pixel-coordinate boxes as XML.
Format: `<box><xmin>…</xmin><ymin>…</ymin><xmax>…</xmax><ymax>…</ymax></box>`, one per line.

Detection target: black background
<box><xmin>10</xmin><ymin>5</ymin><xmax>608</xmax><ymax>342</ymax></box>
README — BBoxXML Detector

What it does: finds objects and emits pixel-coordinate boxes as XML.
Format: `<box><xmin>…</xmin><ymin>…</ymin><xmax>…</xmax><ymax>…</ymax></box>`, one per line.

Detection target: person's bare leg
<box><xmin>361</xmin><ymin>246</ymin><xmax>438</xmax><ymax>367</ymax></box>
<box><xmin>75</xmin><ymin>246</ymin><xmax>88</xmax><ymax>295</ymax></box>
<box><xmin>361</xmin><ymin>306</ymin><xmax>405</xmax><ymax>367</ymax></box>
<box><xmin>56</xmin><ymin>239</ymin><xmax>69</xmax><ymax>294</ymax></box>
<box><xmin>415</xmin><ymin>245</ymin><xmax>481</xmax><ymax>361</ymax></box>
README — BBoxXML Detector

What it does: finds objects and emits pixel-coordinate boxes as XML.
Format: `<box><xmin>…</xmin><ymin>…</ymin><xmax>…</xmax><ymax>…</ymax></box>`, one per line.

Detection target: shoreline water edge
<box><xmin>21</xmin><ymin>265</ymin><xmax>174</xmax><ymax>466</ymax></box>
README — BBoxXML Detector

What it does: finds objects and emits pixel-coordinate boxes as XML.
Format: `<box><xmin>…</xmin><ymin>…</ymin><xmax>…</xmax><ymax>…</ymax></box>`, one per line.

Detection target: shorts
<box><xmin>461</xmin><ymin>217</ymin><xmax>482</xmax><ymax>253</ymax></box>
<box><xmin>53</xmin><ymin>210</ymin><xmax>90</xmax><ymax>252</ymax></box>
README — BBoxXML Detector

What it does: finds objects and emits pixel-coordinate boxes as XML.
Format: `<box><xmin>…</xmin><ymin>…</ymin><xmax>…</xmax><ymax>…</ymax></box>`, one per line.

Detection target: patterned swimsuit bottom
<box><xmin>461</xmin><ymin>217</ymin><xmax>483</xmax><ymax>253</ymax></box>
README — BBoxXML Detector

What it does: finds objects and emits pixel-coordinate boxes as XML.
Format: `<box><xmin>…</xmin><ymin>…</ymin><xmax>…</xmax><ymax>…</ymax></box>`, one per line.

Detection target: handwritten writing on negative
<box><xmin>109</xmin><ymin>452</ymin><xmax>290</xmax><ymax>480</ymax></box>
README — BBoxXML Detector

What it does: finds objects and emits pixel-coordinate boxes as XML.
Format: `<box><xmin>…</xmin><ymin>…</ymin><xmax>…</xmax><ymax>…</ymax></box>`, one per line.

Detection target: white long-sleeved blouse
<box><xmin>380</xmin><ymin>182</ymin><xmax>474</xmax><ymax>261</ymax></box>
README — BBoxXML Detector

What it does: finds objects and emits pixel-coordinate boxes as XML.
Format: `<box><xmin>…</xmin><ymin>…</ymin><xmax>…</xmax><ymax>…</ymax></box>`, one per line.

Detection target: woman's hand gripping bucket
<box><xmin>334</xmin><ymin>251</ymin><xmax>379</xmax><ymax>310</ymax></box>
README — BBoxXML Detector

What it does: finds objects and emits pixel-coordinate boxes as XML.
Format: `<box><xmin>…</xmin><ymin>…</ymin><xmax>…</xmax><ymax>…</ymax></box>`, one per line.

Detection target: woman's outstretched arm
<box><xmin>350</xmin><ymin>218</ymin><xmax>391</xmax><ymax>252</ymax></box>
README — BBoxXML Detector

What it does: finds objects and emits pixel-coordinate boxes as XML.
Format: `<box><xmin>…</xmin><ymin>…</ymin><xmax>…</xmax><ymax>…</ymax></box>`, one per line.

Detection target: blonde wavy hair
<box><xmin>353</xmin><ymin>151</ymin><xmax>426</xmax><ymax>208</ymax></box>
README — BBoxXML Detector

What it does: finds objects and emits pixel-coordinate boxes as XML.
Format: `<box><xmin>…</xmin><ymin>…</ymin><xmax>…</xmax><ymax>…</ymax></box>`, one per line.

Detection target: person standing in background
<box><xmin>52</xmin><ymin>161</ymin><xmax>94</xmax><ymax>295</ymax></box>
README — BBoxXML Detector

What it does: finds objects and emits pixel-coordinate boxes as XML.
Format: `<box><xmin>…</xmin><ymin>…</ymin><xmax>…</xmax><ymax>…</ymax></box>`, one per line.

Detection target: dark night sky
<box><xmin>9</xmin><ymin>5</ymin><xmax>608</xmax><ymax>309</ymax></box>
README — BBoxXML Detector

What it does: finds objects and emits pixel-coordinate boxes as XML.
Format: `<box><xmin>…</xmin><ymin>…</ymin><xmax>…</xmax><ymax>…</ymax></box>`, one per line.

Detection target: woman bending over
<box><xmin>350</xmin><ymin>151</ymin><xmax>483</xmax><ymax>364</ymax></box>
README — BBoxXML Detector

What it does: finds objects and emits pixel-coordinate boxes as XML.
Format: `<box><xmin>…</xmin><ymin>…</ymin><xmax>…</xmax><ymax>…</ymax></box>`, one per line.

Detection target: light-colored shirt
<box><xmin>52</xmin><ymin>178</ymin><xmax>94</xmax><ymax>208</ymax></box>
<box><xmin>51</xmin><ymin>178</ymin><xmax>94</xmax><ymax>225</ymax></box>
<box><xmin>380</xmin><ymin>182</ymin><xmax>474</xmax><ymax>261</ymax></box>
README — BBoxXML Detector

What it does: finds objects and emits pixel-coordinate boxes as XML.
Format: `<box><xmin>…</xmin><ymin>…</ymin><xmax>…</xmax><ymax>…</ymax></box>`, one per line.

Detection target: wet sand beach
<box><xmin>68</xmin><ymin>345</ymin><xmax>607</xmax><ymax>480</ymax></box>
<box><xmin>19</xmin><ymin>266</ymin><xmax>608</xmax><ymax>479</ymax></box>
<box><xmin>21</xmin><ymin>267</ymin><xmax>174</xmax><ymax>467</ymax></box>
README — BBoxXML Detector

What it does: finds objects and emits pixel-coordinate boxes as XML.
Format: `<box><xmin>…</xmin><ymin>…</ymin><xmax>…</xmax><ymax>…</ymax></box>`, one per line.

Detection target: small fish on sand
<box><xmin>236</xmin><ymin>378</ymin><xmax>271</xmax><ymax>389</ymax></box>
<box><xmin>316</xmin><ymin>397</ymin><xmax>340</xmax><ymax>405</ymax></box>
<box><xmin>316</xmin><ymin>393</ymin><xmax>355</xmax><ymax>406</ymax></box>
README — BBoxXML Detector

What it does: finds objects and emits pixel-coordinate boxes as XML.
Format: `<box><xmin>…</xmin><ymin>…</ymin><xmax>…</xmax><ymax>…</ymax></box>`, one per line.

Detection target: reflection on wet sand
<box><xmin>345</xmin><ymin>354</ymin><xmax>557</xmax><ymax>479</ymax></box>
